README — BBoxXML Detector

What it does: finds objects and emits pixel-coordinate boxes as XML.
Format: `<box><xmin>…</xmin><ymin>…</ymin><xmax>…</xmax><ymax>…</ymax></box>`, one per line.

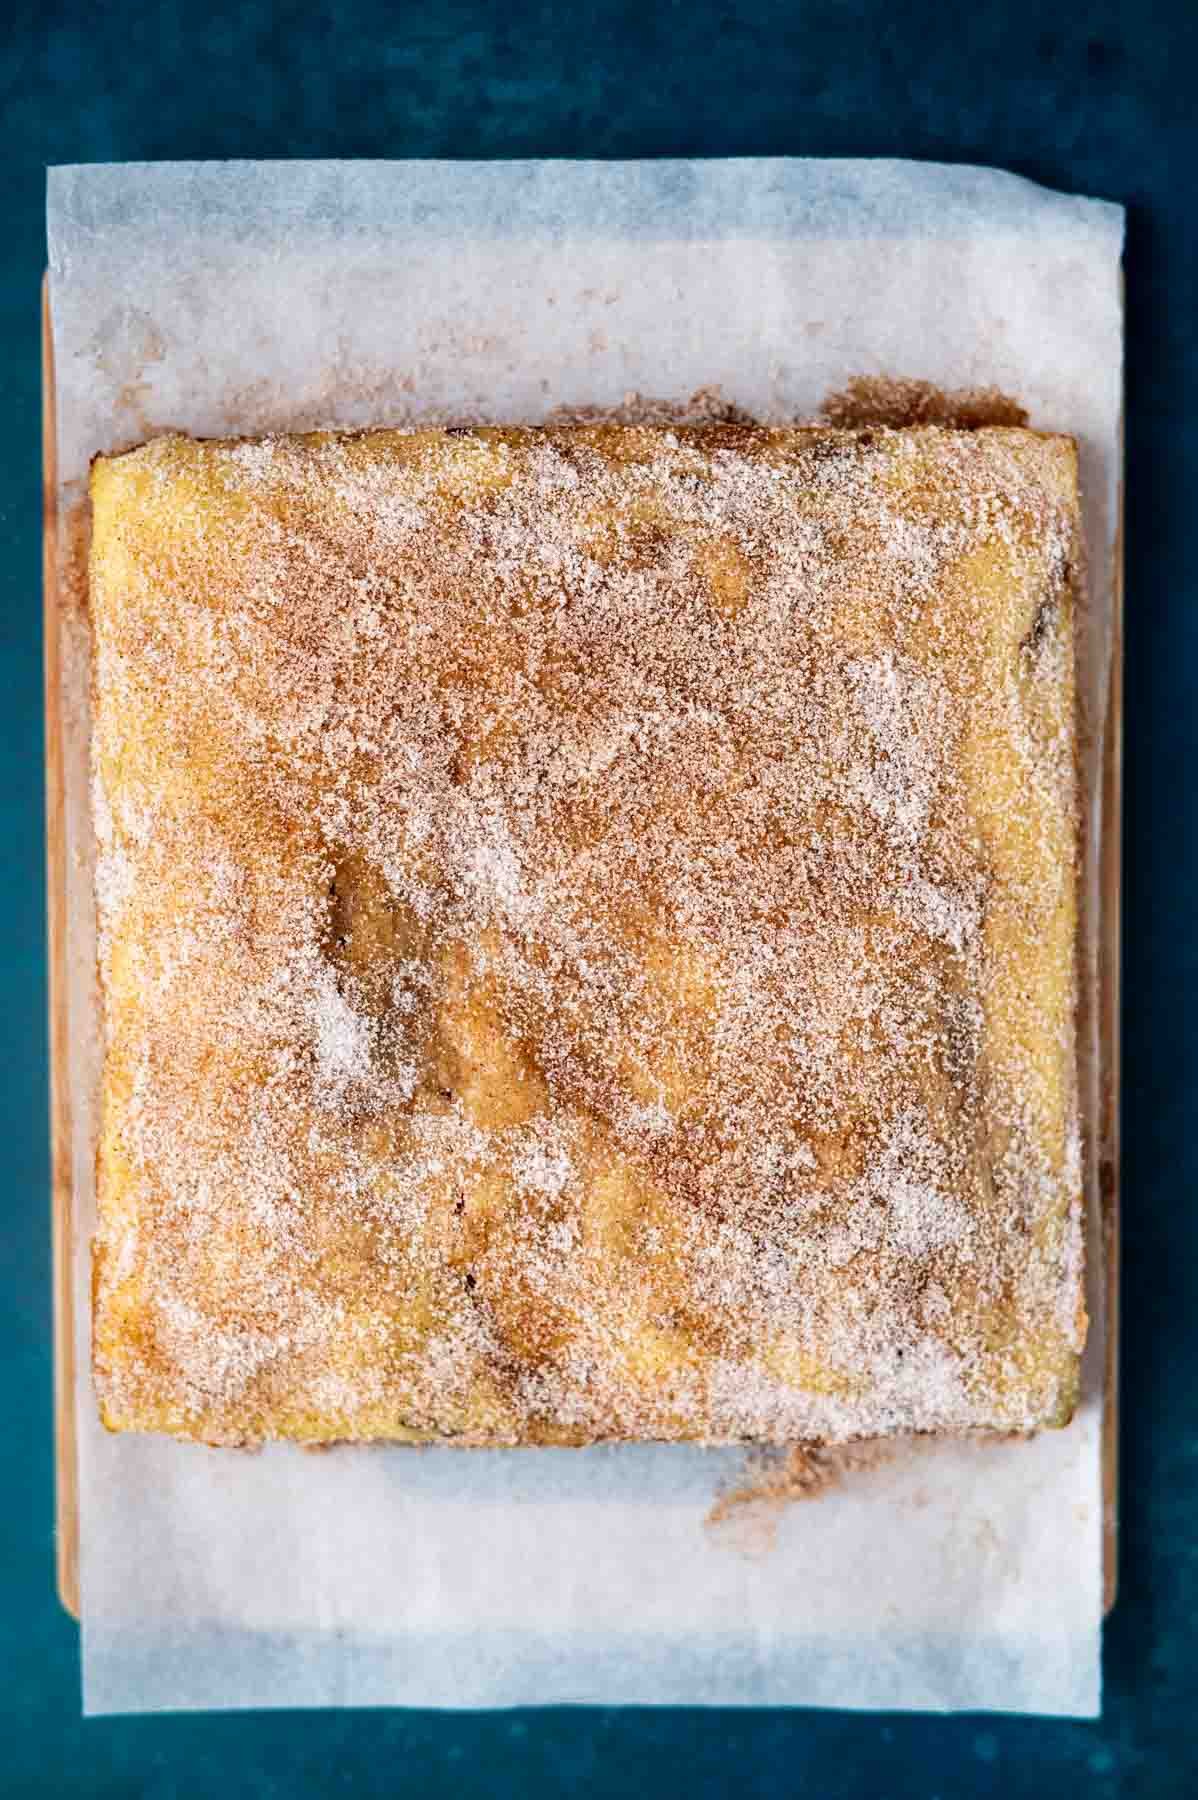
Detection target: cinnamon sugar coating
<box><xmin>89</xmin><ymin>424</ymin><xmax>1084</xmax><ymax>1445</ymax></box>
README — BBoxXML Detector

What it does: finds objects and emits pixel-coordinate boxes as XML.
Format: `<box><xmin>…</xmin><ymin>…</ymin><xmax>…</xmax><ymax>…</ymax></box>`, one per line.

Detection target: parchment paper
<box><xmin>47</xmin><ymin>159</ymin><xmax>1123</xmax><ymax>1717</ymax></box>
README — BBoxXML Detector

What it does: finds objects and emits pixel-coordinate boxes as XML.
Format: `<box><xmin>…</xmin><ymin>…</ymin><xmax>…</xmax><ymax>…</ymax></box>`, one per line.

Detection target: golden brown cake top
<box><xmin>90</xmin><ymin>423</ymin><xmax>1084</xmax><ymax>1445</ymax></box>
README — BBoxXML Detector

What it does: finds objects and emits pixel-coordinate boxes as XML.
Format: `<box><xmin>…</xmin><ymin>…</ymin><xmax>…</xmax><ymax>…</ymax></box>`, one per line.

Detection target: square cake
<box><xmin>89</xmin><ymin>422</ymin><xmax>1084</xmax><ymax>1445</ymax></box>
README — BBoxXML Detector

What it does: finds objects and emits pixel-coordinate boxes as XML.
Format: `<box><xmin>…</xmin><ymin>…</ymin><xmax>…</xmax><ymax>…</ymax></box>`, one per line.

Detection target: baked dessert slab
<box><xmin>89</xmin><ymin>422</ymin><xmax>1084</xmax><ymax>1446</ymax></box>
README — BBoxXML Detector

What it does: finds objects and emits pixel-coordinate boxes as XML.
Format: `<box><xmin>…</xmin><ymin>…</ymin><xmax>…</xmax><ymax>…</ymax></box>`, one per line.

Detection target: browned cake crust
<box><xmin>89</xmin><ymin>423</ymin><xmax>1084</xmax><ymax>1446</ymax></box>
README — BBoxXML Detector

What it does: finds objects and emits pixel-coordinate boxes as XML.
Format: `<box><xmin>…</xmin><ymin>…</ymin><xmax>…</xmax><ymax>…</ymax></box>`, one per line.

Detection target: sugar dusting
<box><xmin>88</xmin><ymin>421</ymin><xmax>1084</xmax><ymax>1446</ymax></box>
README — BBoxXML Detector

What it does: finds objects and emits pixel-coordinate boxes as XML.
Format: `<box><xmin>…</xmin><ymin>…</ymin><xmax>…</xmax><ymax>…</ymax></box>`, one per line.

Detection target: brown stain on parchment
<box><xmin>58</xmin><ymin>493</ymin><xmax>90</xmax><ymax>620</ymax></box>
<box><xmin>546</xmin><ymin>385</ymin><xmax>757</xmax><ymax>428</ymax></box>
<box><xmin>88</xmin><ymin>306</ymin><xmax>168</xmax><ymax>448</ymax></box>
<box><xmin>96</xmin><ymin>373</ymin><xmax>1032</xmax><ymax>463</ymax></box>
<box><xmin>704</xmin><ymin>1427</ymin><xmax>1036</xmax><ymax>1559</ymax></box>
<box><xmin>551</xmin><ymin>378</ymin><xmax>1030</xmax><ymax>433</ymax></box>
<box><xmin>705</xmin><ymin>1441</ymin><xmax>904</xmax><ymax>1559</ymax></box>
<box><xmin>555</xmin><ymin>377</ymin><xmax>1029</xmax><ymax>433</ymax></box>
<box><xmin>818</xmin><ymin>375</ymin><xmax>1029</xmax><ymax>430</ymax></box>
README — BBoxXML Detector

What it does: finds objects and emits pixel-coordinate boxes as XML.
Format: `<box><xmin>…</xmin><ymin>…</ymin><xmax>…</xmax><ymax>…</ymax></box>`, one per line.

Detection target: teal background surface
<box><xmin>4</xmin><ymin>1</ymin><xmax>1195</xmax><ymax>1793</ymax></box>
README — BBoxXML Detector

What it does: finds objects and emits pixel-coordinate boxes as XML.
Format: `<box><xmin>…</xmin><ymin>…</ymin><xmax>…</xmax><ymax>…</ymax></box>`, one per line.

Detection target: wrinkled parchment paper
<box><xmin>47</xmin><ymin>159</ymin><xmax>1123</xmax><ymax>1717</ymax></box>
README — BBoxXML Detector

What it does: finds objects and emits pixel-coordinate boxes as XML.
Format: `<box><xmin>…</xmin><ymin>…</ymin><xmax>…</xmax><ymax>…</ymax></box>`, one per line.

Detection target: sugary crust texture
<box><xmin>89</xmin><ymin>423</ymin><xmax>1085</xmax><ymax>1446</ymax></box>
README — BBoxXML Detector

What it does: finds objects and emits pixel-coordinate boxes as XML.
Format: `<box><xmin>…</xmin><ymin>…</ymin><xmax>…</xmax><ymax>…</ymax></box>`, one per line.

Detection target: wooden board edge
<box><xmin>45</xmin><ymin>272</ymin><xmax>81</xmax><ymax>1622</ymax></box>
<box><xmin>1101</xmin><ymin>387</ymin><xmax>1124</xmax><ymax>1619</ymax></box>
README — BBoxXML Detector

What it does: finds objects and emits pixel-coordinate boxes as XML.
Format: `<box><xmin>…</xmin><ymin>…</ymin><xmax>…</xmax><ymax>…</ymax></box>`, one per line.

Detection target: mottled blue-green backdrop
<box><xmin>5</xmin><ymin>2</ymin><xmax>1194</xmax><ymax>1793</ymax></box>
